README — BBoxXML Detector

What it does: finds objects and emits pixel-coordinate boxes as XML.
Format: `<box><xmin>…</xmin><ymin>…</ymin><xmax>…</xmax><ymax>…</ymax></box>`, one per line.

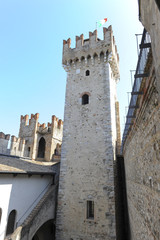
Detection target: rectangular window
<box><xmin>87</xmin><ymin>200</ymin><xmax>94</xmax><ymax>219</ymax></box>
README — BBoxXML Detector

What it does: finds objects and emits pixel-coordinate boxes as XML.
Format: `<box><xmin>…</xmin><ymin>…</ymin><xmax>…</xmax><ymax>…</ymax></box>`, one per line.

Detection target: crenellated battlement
<box><xmin>62</xmin><ymin>26</ymin><xmax>120</xmax><ymax>79</ymax></box>
<box><xmin>0</xmin><ymin>132</ymin><xmax>10</xmax><ymax>154</ymax></box>
<box><xmin>37</xmin><ymin>115</ymin><xmax>63</xmax><ymax>135</ymax></box>
<box><xmin>52</xmin><ymin>115</ymin><xmax>63</xmax><ymax>130</ymax></box>
<box><xmin>21</xmin><ymin>113</ymin><xmax>39</xmax><ymax>126</ymax></box>
<box><xmin>1</xmin><ymin>113</ymin><xmax>63</xmax><ymax>161</ymax></box>
<box><xmin>10</xmin><ymin>135</ymin><xmax>26</xmax><ymax>157</ymax></box>
<box><xmin>0</xmin><ymin>132</ymin><xmax>10</xmax><ymax>140</ymax></box>
<box><xmin>11</xmin><ymin>135</ymin><xmax>24</xmax><ymax>143</ymax></box>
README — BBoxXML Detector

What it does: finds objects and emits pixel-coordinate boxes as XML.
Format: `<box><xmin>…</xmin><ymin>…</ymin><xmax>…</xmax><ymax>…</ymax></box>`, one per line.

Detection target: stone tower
<box><xmin>56</xmin><ymin>26</ymin><xmax>120</xmax><ymax>240</ymax></box>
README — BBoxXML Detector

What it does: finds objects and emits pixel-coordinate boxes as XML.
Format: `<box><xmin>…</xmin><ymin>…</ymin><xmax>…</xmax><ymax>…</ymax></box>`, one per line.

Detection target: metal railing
<box><xmin>122</xmin><ymin>29</ymin><xmax>151</xmax><ymax>149</ymax></box>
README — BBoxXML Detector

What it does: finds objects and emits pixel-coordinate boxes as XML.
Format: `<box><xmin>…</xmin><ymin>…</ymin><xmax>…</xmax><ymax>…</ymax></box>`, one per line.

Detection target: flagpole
<box><xmin>96</xmin><ymin>22</ymin><xmax>97</xmax><ymax>31</ymax></box>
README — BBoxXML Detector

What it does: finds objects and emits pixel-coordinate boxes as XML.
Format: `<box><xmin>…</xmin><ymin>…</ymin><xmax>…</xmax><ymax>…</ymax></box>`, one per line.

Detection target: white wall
<box><xmin>0</xmin><ymin>174</ymin><xmax>52</xmax><ymax>240</ymax></box>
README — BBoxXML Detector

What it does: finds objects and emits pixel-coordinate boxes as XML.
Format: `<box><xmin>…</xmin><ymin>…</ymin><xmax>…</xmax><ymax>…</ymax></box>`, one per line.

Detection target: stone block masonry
<box><xmin>56</xmin><ymin>26</ymin><xmax>120</xmax><ymax>240</ymax></box>
<box><xmin>123</xmin><ymin>62</ymin><xmax>160</xmax><ymax>239</ymax></box>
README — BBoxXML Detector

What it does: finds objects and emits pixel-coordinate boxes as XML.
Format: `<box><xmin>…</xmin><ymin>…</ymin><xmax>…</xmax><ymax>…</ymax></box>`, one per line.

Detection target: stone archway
<box><xmin>32</xmin><ymin>219</ymin><xmax>55</xmax><ymax>240</ymax></box>
<box><xmin>37</xmin><ymin>137</ymin><xmax>46</xmax><ymax>158</ymax></box>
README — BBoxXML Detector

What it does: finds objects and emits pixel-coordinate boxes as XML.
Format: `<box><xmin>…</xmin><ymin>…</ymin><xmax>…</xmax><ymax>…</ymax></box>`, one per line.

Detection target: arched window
<box><xmin>6</xmin><ymin>210</ymin><xmax>16</xmax><ymax>236</ymax></box>
<box><xmin>86</xmin><ymin>70</ymin><xmax>90</xmax><ymax>76</ymax></box>
<box><xmin>82</xmin><ymin>94</ymin><xmax>89</xmax><ymax>105</ymax></box>
<box><xmin>37</xmin><ymin>137</ymin><xmax>46</xmax><ymax>158</ymax></box>
<box><xmin>0</xmin><ymin>208</ymin><xmax>2</xmax><ymax>224</ymax></box>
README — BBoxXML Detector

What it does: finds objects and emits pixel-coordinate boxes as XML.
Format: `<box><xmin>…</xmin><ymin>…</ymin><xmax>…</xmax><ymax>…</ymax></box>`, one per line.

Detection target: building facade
<box><xmin>0</xmin><ymin>155</ymin><xmax>59</xmax><ymax>240</ymax></box>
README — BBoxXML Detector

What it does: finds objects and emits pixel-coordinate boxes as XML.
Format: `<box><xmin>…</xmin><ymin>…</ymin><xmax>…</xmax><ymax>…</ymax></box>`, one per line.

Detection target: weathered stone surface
<box><xmin>123</xmin><ymin>64</ymin><xmax>160</xmax><ymax>240</ymax></box>
<box><xmin>56</xmin><ymin>27</ymin><xmax>120</xmax><ymax>240</ymax></box>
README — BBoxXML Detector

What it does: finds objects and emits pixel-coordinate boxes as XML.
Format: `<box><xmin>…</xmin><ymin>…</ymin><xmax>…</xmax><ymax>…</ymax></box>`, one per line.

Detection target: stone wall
<box><xmin>123</xmin><ymin>62</ymin><xmax>160</xmax><ymax>239</ymax></box>
<box><xmin>0</xmin><ymin>132</ymin><xmax>10</xmax><ymax>155</ymax></box>
<box><xmin>56</xmin><ymin>27</ymin><xmax>120</xmax><ymax>240</ymax></box>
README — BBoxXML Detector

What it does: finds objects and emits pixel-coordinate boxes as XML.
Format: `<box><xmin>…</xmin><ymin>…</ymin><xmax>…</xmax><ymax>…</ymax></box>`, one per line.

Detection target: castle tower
<box><xmin>56</xmin><ymin>26</ymin><xmax>120</xmax><ymax>240</ymax></box>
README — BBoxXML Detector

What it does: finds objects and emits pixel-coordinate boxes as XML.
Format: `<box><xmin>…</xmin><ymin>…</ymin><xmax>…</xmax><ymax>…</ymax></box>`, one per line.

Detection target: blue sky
<box><xmin>0</xmin><ymin>0</ymin><xmax>143</xmax><ymax>138</ymax></box>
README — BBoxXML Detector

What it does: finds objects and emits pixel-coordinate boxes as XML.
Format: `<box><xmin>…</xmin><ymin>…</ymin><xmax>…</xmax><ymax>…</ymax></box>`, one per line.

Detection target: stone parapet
<box><xmin>62</xmin><ymin>26</ymin><xmax>120</xmax><ymax>80</ymax></box>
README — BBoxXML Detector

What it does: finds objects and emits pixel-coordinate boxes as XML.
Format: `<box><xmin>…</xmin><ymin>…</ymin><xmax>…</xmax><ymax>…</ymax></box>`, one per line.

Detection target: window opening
<box><xmin>100</xmin><ymin>51</ymin><xmax>104</xmax><ymax>62</ymax></box>
<box><xmin>37</xmin><ymin>137</ymin><xmax>46</xmax><ymax>158</ymax></box>
<box><xmin>86</xmin><ymin>70</ymin><xmax>90</xmax><ymax>76</ymax></box>
<box><xmin>82</xmin><ymin>94</ymin><xmax>89</xmax><ymax>105</ymax></box>
<box><xmin>6</xmin><ymin>210</ymin><xmax>16</xmax><ymax>236</ymax></box>
<box><xmin>87</xmin><ymin>201</ymin><xmax>94</xmax><ymax>219</ymax></box>
<box><xmin>28</xmin><ymin>147</ymin><xmax>30</xmax><ymax>157</ymax></box>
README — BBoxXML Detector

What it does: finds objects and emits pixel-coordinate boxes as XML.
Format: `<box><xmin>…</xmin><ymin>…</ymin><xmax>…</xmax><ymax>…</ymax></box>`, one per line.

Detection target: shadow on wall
<box><xmin>115</xmin><ymin>155</ymin><xmax>131</xmax><ymax>240</ymax></box>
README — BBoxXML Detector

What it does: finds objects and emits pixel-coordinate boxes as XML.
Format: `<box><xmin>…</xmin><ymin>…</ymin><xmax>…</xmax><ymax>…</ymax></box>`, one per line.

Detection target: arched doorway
<box><xmin>37</xmin><ymin>137</ymin><xmax>46</xmax><ymax>158</ymax></box>
<box><xmin>6</xmin><ymin>209</ymin><xmax>17</xmax><ymax>236</ymax></box>
<box><xmin>32</xmin><ymin>219</ymin><xmax>55</xmax><ymax>240</ymax></box>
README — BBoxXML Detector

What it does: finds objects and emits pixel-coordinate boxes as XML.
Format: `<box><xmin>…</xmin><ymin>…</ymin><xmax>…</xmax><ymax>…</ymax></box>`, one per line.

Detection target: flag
<box><xmin>97</xmin><ymin>18</ymin><xmax>107</xmax><ymax>27</ymax></box>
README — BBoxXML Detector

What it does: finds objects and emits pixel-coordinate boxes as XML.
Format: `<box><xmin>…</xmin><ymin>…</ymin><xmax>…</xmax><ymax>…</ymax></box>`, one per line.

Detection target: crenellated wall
<box><xmin>0</xmin><ymin>132</ymin><xmax>10</xmax><ymax>155</ymax></box>
<box><xmin>10</xmin><ymin>136</ymin><xmax>25</xmax><ymax>157</ymax></box>
<box><xmin>1</xmin><ymin>113</ymin><xmax>63</xmax><ymax>162</ymax></box>
<box><xmin>36</xmin><ymin>115</ymin><xmax>63</xmax><ymax>162</ymax></box>
<box><xmin>62</xmin><ymin>26</ymin><xmax>120</xmax><ymax>80</ymax></box>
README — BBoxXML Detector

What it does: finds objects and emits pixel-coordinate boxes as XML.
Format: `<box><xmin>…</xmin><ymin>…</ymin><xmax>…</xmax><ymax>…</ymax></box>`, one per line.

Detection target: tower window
<box><xmin>82</xmin><ymin>94</ymin><xmax>89</xmax><ymax>105</ymax></box>
<box><xmin>87</xmin><ymin>201</ymin><xmax>94</xmax><ymax>219</ymax></box>
<box><xmin>86</xmin><ymin>70</ymin><xmax>90</xmax><ymax>76</ymax></box>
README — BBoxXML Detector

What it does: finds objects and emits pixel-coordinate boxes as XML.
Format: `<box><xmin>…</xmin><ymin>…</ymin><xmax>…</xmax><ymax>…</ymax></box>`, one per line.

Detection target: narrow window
<box><xmin>28</xmin><ymin>147</ymin><xmax>30</xmax><ymax>157</ymax></box>
<box><xmin>86</xmin><ymin>70</ymin><xmax>90</xmax><ymax>76</ymax></box>
<box><xmin>87</xmin><ymin>201</ymin><xmax>94</xmax><ymax>219</ymax></box>
<box><xmin>82</xmin><ymin>94</ymin><xmax>89</xmax><ymax>105</ymax></box>
<box><xmin>6</xmin><ymin>210</ymin><xmax>16</xmax><ymax>236</ymax></box>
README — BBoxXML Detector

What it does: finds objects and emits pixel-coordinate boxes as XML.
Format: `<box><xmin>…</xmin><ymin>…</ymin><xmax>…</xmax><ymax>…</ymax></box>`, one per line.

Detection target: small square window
<box><xmin>87</xmin><ymin>200</ymin><xmax>94</xmax><ymax>219</ymax></box>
